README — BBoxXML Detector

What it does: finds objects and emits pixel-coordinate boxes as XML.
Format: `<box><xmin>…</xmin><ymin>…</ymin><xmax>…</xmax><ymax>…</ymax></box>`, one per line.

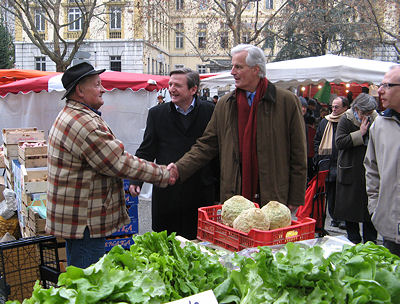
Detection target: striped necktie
<box><xmin>248</xmin><ymin>92</ymin><xmax>255</xmax><ymax>106</ymax></box>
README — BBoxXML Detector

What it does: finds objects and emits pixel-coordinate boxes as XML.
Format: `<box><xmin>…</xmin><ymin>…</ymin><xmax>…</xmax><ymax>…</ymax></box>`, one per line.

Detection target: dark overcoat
<box><xmin>176</xmin><ymin>82</ymin><xmax>307</xmax><ymax>206</ymax></box>
<box><xmin>134</xmin><ymin>98</ymin><xmax>218</xmax><ymax>240</ymax></box>
<box><xmin>334</xmin><ymin>109</ymin><xmax>376</xmax><ymax>222</ymax></box>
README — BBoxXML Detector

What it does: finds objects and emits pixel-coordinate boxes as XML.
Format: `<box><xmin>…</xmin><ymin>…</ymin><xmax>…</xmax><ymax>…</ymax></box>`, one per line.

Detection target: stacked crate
<box><xmin>12</xmin><ymin>140</ymin><xmax>48</xmax><ymax>238</ymax></box>
<box><xmin>0</xmin><ymin>146</ymin><xmax>5</xmax><ymax>169</ymax></box>
<box><xmin>105</xmin><ymin>179</ymin><xmax>139</xmax><ymax>251</ymax></box>
<box><xmin>2</xmin><ymin>128</ymin><xmax>45</xmax><ymax>189</ymax></box>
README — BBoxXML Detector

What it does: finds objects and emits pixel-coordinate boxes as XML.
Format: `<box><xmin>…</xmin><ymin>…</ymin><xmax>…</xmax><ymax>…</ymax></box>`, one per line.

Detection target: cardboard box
<box><xmin>105</xmin><ymin>234</ymin><xmax>135</xmax><ymax>251</ymax></box>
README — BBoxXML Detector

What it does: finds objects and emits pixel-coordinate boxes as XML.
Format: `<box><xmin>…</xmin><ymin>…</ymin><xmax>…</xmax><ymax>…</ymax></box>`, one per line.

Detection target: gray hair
<box><xmin>231</xmin><ymin>44</ymin><xmax>266</xmax><ymax>78</ymax></box>
<box><xmin>351</xmin><ymin>93</ymin><xmax>377</xmax><ymax>112</ymax></box>
<box><xmin>169</xmin><ymin>68</ymin><xmax>200</xmax><ymax>89</ymax></box>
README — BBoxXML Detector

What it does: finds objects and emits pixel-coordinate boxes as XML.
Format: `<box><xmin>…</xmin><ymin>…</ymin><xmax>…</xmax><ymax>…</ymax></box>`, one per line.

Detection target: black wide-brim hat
<box><xmin>61</xmin><ymin>62</ymin><xmax>106</xmax><ymax>99</ymax></box>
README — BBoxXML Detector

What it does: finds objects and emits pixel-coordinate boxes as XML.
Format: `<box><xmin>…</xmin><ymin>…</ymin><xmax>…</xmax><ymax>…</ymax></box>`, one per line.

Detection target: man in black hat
<box><xmin>46</xmin><ymin>62</ymin><xmax>176</xmax><ymax>268</ymax></box>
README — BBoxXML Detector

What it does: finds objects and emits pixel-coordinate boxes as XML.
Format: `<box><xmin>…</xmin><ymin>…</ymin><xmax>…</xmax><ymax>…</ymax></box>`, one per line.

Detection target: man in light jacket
<box><xmin>365</xmin><ymin>65</ymin><xmax>400</xmax><ymax>256</ymax></box>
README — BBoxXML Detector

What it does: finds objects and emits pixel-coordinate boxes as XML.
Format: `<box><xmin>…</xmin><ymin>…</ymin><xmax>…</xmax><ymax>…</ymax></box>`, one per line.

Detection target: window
<box><xmin>110</xmin><ymin>7</ymin><xmax>121</xmax><ymax>30</ymax></box>
<box><xmin>35</xmin><ymin>9</ymin><xmax>45</xmax><ymax>32</ymax></box>
<box><xmin>68</xmin><ymin>8</ymin><xmax>82</xmax><ymax>31</ymax></box>
<box><xmin>35</xmin><ymin>57</ymin><xmax>46</xmax><ymax>71</ymax></box>
<box><xmin>198</xmin><ymin>31</ymin><xmax>206</xmax><ymax>48</ymax></box>
<box><xmin>176</xmin><ymin>0</ymin><xmax>184</xmax><ymax>10</ymax></box>
<box><xmin>197</xmin><ymin>64</ymin><xmax>207</xmax><ymax>74</ymax></box>
<box><xmin>175</xmin><ymin>23</ymin><xmax>184</xmax><ymax>49</ymax></box>
<box><xmin>266</xmin><ymin>0</ymin><xmax>273</xmax><ymax>9</ymax></box>
<box><xmin>198</xmin><ymin>23</ymin><xmax>206</xmax><ymax>49</ymax></box>
<box><xmin>174</xmin><ymin>64</ymin><xmax>184</xmax><ymax>69</ymax></box>
<box><xmin>220</xmin><ymin>32</ymin><xmax>228</xmax><ymax>49</ymax></box>
<box><xmin>110</xmin><ymin>56</ymin><xmax>121</xmax><ymax>71</ymax></box>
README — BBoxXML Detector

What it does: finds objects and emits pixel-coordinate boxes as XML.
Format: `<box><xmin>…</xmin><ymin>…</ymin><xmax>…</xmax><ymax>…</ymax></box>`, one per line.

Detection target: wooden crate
<box><xmin>19</xmin><ymin>193</ymin><xmax>47</xmax><ymax>238</ymax></box>
<box><xmin>18</xmin><ymin>141</ymin><xmax>48</xmax><ymax>168</ymax></box>
<box><xmin>21</xmin><ymin>166</ymin><xmax>47</xmax><ymax>194</ymax></box>
<box><xmin>20</xmin><ymin>157</ymin><xmax>47</xmax><ymax>168</ymax></box>
<box><xmin>3</xmin><ymin>144</ymin><xmax>19</xmax><ymax>159</ymax></box>
<box><xmin>0</xmin><ymin>147</ymin><xmax>4</xmax><ymax>168</ymax></box>
<box><xmin>2</xmin><ymin>128</ymin><xmax>44</xmax><ymax>145</ymax></box>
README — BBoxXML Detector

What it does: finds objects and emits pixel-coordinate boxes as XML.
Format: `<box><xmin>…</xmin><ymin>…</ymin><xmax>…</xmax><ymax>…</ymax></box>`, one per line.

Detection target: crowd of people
<box><xmin>45</xmin><ymin>44</ymin><xmax>400</xmax><ymax>269</ymax></box>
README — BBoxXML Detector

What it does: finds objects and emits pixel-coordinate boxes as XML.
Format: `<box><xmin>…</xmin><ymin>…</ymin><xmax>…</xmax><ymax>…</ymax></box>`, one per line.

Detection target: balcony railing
<box><xmin>109</xmin><ymin>31</ymin><xmax>122</xmax><ymax>39</ymax></box>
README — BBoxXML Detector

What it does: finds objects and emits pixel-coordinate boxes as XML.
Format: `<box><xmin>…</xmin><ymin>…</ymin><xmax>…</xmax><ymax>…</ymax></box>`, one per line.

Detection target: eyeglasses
<box><xmin>379</xmin><ymin>83</ymin><xmax>400</xmax><ymax>89</ymax></box>
<box><xmin>331</xmin><ymin>105</ymin><xmax>342</xmax><ymax>109</ymax></box>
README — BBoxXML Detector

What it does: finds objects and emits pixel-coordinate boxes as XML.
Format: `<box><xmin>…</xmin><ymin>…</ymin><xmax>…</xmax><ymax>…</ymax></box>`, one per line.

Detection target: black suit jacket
<box><xmin>134</xmin><ymin>98</ymin><xmax>219</xmax><ymax>239</ymax></box>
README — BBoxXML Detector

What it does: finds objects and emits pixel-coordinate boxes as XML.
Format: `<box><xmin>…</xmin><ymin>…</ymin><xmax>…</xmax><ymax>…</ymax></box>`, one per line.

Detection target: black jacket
<box><xmin>133</xmin><ymin>98</ymin><xmax>219</xmax><ymax>239</ymax></box>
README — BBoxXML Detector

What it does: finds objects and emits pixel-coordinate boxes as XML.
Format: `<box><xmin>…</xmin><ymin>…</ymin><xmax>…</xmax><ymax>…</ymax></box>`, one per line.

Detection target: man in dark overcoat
<box><xmin>130</xmin><ymin>68</ymin><xmax>218</xmax><ymax>240</ymax></box>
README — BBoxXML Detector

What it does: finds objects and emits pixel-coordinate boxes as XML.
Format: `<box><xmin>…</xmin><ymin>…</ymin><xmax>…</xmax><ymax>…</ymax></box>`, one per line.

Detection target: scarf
<box><xmin>237</xmin><ymin>78</ymin><xmax>268</xmax><ymax>201</ymax></box>
<box><xmin>318</xmin><ymin>112</ymin><xmax>345</xmax><ymax>155</ymax></box>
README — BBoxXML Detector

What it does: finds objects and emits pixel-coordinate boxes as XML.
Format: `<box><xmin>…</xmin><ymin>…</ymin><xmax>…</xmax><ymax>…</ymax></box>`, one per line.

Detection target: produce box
<box><xmin>19</xmin><ymin>193</ymin><xmax>47</xmax><ymax>238</ymax></box>
<box><xmin>21</xmin><ymin>166</ymin><xmax>48</xmax><ymax>194</ymax></box>
<box><xmin>111</xmin><ymin>201</ymin><xmax>138</xmax><ymax>237</ymax></box>
<box><xmin>18</xmin><ymin>141</ymin><xmax>47</xmax><ymax>168</ymax></box>
<box><xmin>0</xmin><ymin>147</ymin><xmax>4</xmax><ymax>168</ymax></box>
<box><xmin>105</xmin><ymin>234</ymin><xmax>134</xmax><ymax>251</ymax></box>
<box><xmin>197</xmin><ymin>204</ymin><xmax>316</xmax><ymax>251</ymax></box>
<box><xmin>3</xmin><ymin>144</ymin><xmax>19</xmax><ymax>159</ymax></box>
<box><xmin>2</xmin><ymin>128</ymin><xmax>44</xmax><ymax>145</ymax></box>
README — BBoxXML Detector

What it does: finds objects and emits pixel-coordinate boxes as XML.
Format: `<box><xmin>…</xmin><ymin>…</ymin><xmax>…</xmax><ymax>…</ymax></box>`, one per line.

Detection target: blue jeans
<box><xmin>65</xmin><ymin>227</ymin><xmax>106</xmax><ymax>268</ymax></box>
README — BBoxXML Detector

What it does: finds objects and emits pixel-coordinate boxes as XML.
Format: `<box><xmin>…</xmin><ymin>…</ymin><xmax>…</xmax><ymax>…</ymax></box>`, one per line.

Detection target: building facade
<box><xmin>6</xmin><ymin>0</ymin><xmax>400</xmax><ymax>74</ymax></box>
<box><xmin>9</xmin><ymin>0</ymin><xmax>281</xmax><ymax>74</ymax></box>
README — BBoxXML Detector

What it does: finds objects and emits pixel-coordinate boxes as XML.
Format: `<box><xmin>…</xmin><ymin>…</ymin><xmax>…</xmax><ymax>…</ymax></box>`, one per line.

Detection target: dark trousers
<box><xmin>383</xmin><ymin>239</ymin><xmax>400</xmax><ymax>257</ymax></box>
<box><xmin>325</xmin><ymin>181</ymin><xmax>337</xmax><ymax>220</ymax></box>
<box><xmin>345</xmin><ymin>221</ymin><xmax>377</xmax><ymax>244</ymax></box>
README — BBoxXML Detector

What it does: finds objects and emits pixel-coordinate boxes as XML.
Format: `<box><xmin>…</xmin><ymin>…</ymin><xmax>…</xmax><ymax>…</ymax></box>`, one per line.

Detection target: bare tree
<box><xmin>1</xmin><ymin>0</ymin><xmax>106</xmax><ymax>71</ymax></box>
<box><xmin>271</xmin><ymin>0</ymin><xmax>382</xmax><ymax>61</ymax></box>
<box><xmin>362</xmin><ymin>0</ymin><xmax>400</xmax><ymax>59</ymax></box>
<box><xmin>138</xmin><ymin>0</ymin><xmax>290</xmax><ymax>68</ymax></box>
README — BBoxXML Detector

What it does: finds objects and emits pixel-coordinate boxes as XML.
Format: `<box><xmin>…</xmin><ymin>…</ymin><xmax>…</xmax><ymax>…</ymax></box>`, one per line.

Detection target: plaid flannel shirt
<box><xmin>46</xmin><ymin>101</ymin><xmax>170</xmax><ymax>239</ymax></box>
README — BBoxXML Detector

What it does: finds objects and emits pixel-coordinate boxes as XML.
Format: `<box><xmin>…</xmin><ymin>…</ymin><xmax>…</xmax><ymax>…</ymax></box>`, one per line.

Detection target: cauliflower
<box><xmin>261</xmin><ymin>201</ymin><xmax>292</xmax><ymax>230</ymax></box>
<box><xmin>232</xmin><ymin>208</ymin><xmax>270</xmax><ymax>233</ymax></box>
<box><xmin>221</xmin><ymin>195</ymin><xmax>255</xmax><ymax>227</ymax></box>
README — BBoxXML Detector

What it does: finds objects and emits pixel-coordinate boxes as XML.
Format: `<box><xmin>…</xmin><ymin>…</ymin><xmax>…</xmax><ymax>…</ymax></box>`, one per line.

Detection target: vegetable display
<box><xmin>6</xmin><ymin>232</ymin><xmax>400</xmax><ymax>304</ymax></box>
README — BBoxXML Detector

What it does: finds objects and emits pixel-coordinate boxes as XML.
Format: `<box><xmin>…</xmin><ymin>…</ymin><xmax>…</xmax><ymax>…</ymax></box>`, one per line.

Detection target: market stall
<box><xmin>200</xmin><ymin>54</ymin><xmax>396</xmax><ymax>90</ymax></box>
<box><xmin>0</xmin><ymin>71</ymin><xmax>170</xmax><ymax>154</ymax></box>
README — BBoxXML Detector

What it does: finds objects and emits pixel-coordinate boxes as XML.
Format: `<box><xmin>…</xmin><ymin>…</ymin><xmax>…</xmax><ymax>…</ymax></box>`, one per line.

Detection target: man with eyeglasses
<box><xmin>314</xmin><ymin>96</ymin><xmax>349</xmax><ymax>230</ymax></box>
<box><xmin>364</xmin><ymin>65</ymin><xmax>400</xmax><ymax>257</ymax></box>
<box><xmin>167</xmin><ymin>44</ymin><xmax>307</xmax><ymax>210</ymax></box>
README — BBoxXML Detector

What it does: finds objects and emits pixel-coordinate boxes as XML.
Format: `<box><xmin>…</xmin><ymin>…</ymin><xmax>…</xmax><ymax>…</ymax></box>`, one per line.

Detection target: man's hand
<box><xmin>167</xmin><ymin>163</ymin><xmax>179</xmax><ymax>185</ymax></box>
<box><xmin>129</xmin><ymin>185</ymin><xmax>141</xmax><ymax>197</ymax></box>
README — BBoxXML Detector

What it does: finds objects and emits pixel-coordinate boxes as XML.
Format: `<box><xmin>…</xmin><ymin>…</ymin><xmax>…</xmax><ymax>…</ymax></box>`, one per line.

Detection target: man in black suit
<box><xmin>129</xmin><ymin>68</ymin><xmax>218</xmax><ymax>239</ymax></box>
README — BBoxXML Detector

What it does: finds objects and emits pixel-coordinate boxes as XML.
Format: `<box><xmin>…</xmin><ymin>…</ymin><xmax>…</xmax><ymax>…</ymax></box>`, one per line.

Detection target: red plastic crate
<box><xmin>197</xmin><ymin>204</ymin><xmax>316</xmax><ymax>251</ymax></box>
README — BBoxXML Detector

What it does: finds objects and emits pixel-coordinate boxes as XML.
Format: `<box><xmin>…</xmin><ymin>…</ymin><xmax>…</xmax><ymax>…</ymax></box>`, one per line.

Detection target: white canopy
<box><xmin>200</xmin><ymin>54</ymin><xmax>396</xmax><ymax>90</ymax></box>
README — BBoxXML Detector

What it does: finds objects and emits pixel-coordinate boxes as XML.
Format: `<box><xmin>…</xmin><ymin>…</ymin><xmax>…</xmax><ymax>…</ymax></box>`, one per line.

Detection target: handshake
<box><xmin>167</xmin><ymin>163</ymin><xmax>179</xmax><ymax>185</ymax></box>
<box><xmin>129</xmin><ymin>162</ymin><xmax>179</xmax><ymax>197</ymax></box>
